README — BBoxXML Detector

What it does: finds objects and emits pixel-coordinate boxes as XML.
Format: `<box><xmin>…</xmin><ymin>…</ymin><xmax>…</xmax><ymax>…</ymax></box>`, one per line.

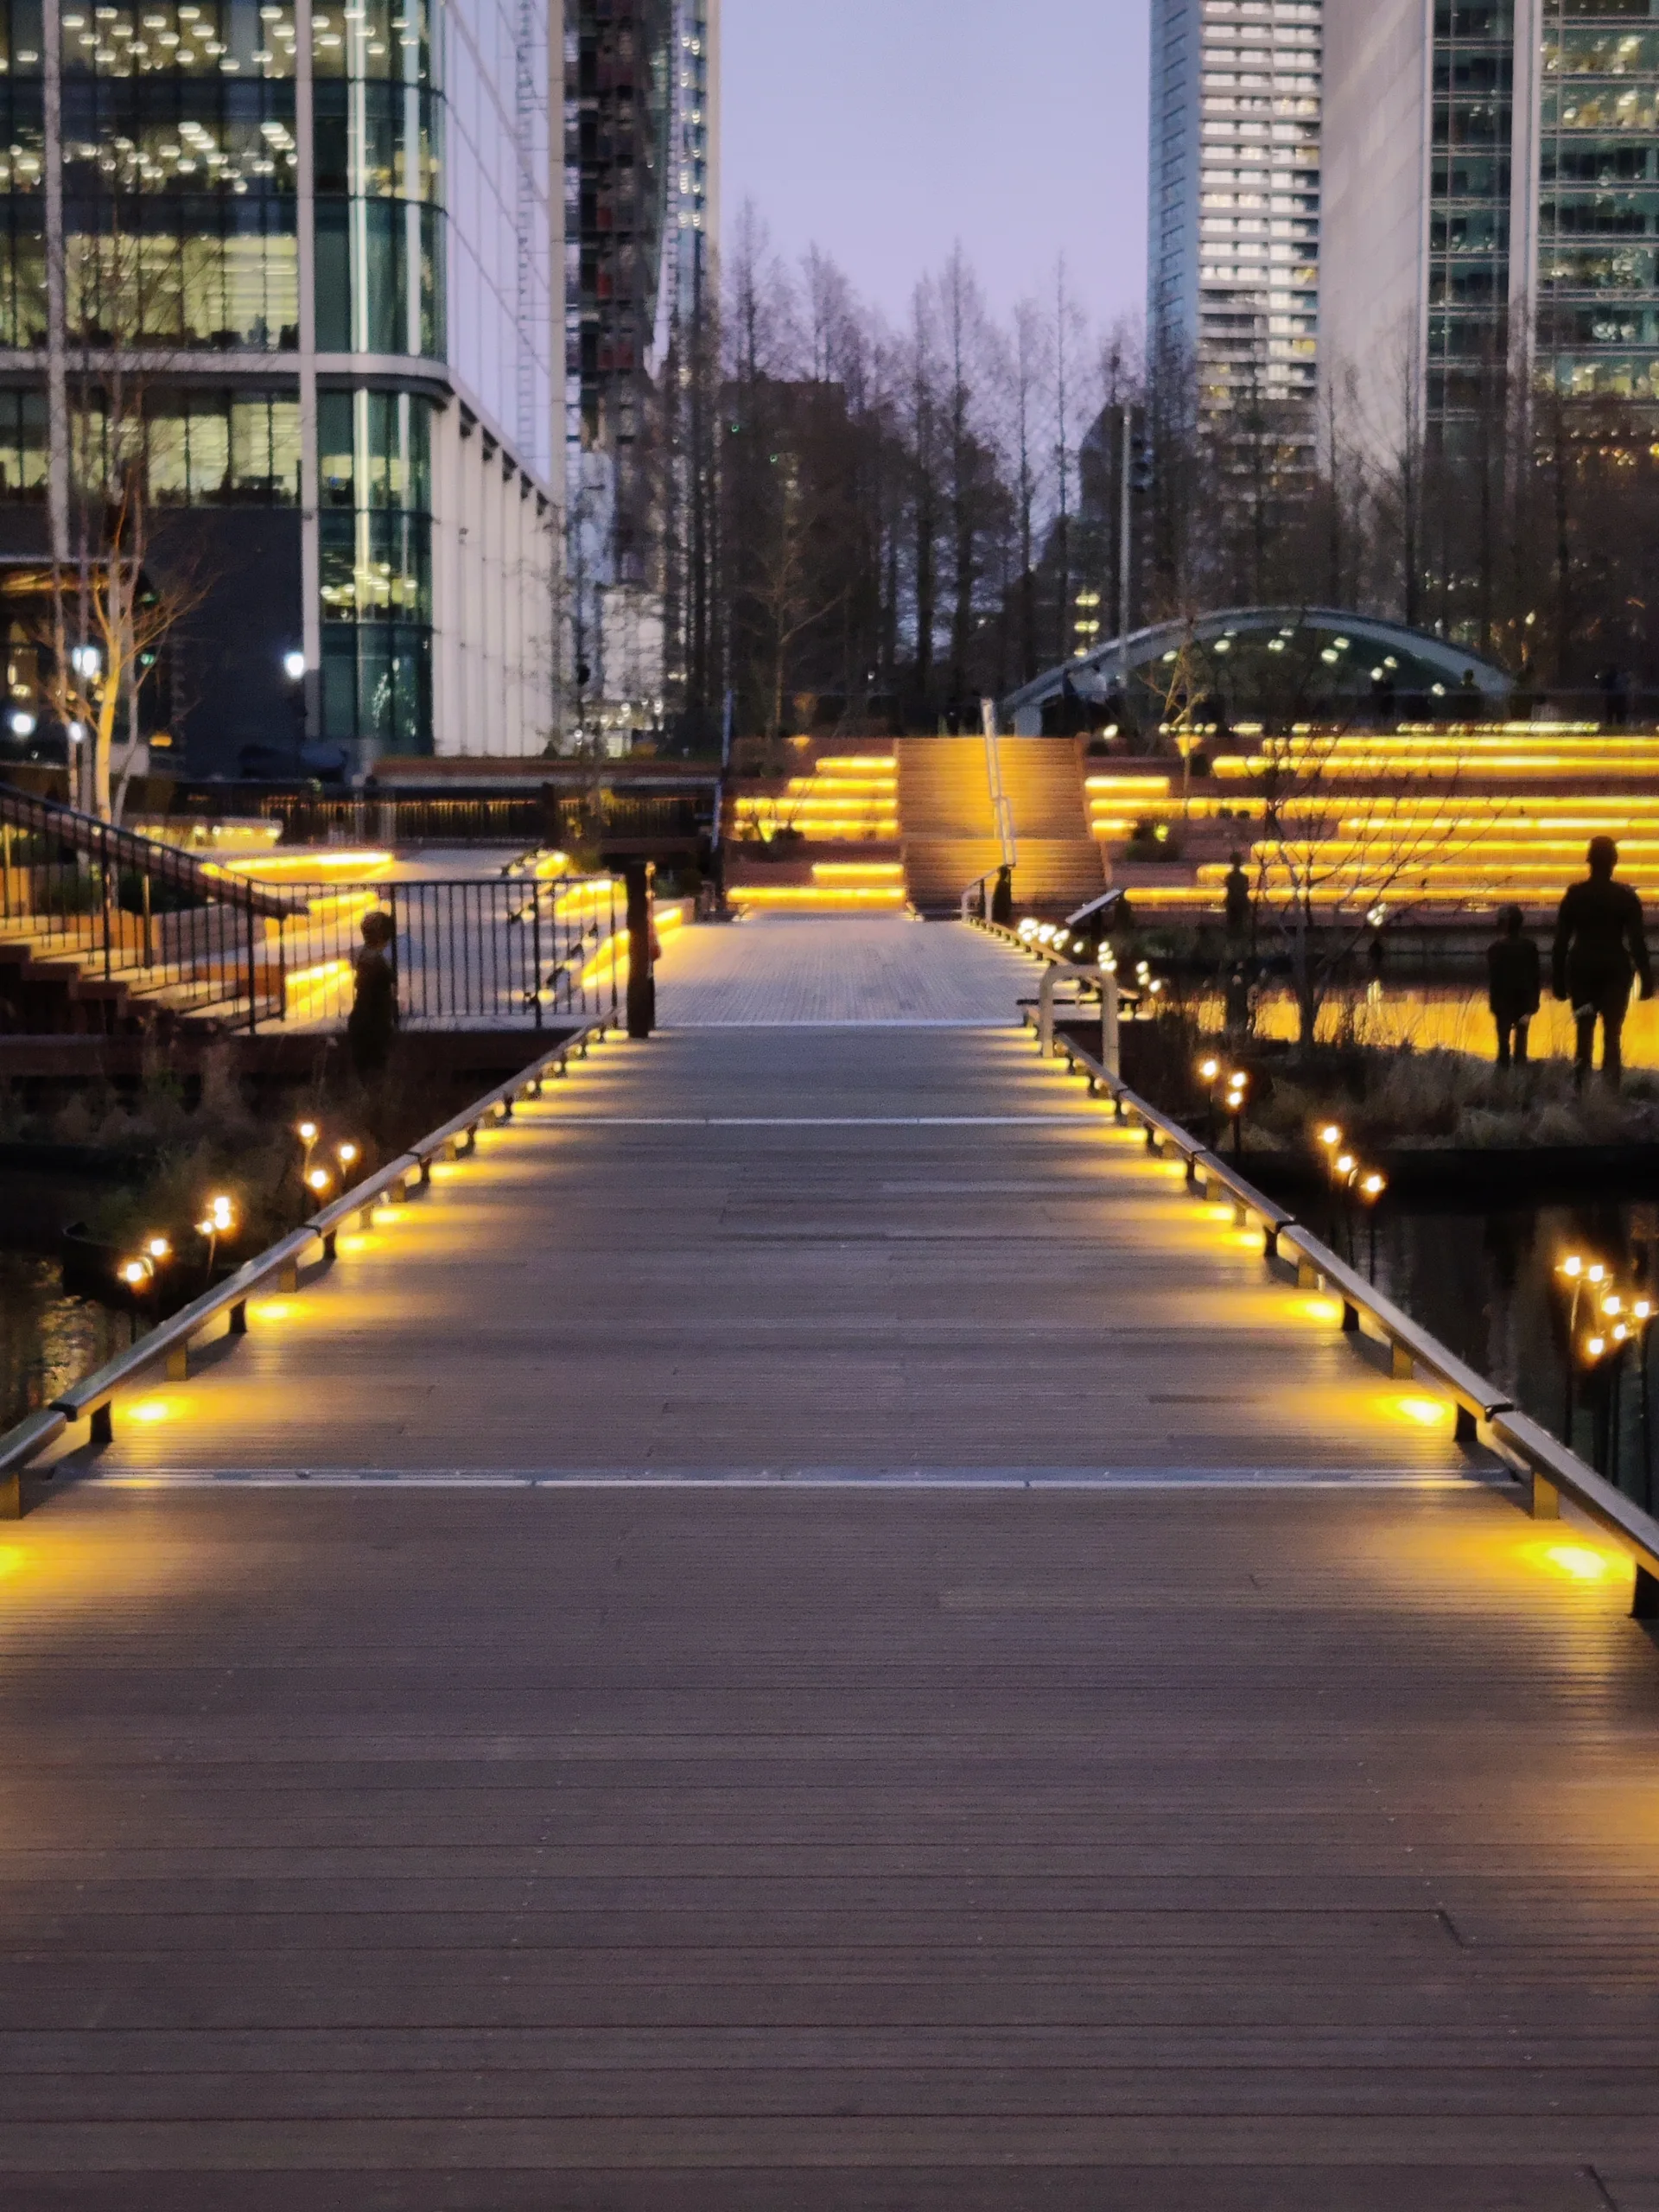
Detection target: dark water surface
<box><xmin>1341</xmin><ymin>1193</ymin><xmax>1659</xmax><ymax>1511</ymax></box>
<box><xmin>0</xmin><ymin>1252</ymin><xmax>127</xmax><ymax>1430</ymax></box>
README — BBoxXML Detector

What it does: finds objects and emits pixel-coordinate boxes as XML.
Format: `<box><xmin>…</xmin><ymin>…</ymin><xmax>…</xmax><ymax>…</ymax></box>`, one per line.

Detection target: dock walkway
<box><xmin>6</xmin><ymin>917</ymin><xmax>1659</xmax><ymax>2206</ymax></box>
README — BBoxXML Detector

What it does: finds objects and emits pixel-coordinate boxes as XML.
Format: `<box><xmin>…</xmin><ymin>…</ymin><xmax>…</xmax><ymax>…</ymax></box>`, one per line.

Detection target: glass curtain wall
<box><xmin>317</xmin><ymin>385</ymin><xmax>431</xmax><ymax>744</ymax></box>
<box><xmin>1539</xmin><ymin>0</ymin><xmax>1659</xmax><ymax>400</ymax></box>
<box><xmin>0</xmin><ymin>0</ymin><xmax>47</xmax><ymax>351</ymax></box>
<box><xmin>1427</xmin><ymin>0</ymin><xmax>1515</xmax><ymax>432</ymax></box>
<box><xmin>313</xmin><ymin>0</ymin><xmax>441</xmax><ymax>357</ymax></box>
<box><xmin>60</xmin><ymin>0</ymin><xmax>299</xmax><ymax>350</ymax></box>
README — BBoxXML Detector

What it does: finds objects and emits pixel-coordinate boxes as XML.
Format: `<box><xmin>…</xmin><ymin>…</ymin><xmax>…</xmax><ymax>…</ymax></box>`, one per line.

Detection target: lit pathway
<box><xmin>3</xmin><ymin>918</ymin><xmax>1658</xmax><ymax>2203</ymax></box>
<box><xmin>654</xmin><ymin>911</ymin><xmax>1027</xmax><ymax>1026</ymax></box>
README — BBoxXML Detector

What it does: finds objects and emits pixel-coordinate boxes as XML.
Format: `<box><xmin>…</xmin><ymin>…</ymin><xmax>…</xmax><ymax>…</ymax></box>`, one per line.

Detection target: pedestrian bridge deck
<box><xmin>7</xmin><ymin>917</ymin><xmax>1659</xmax><ymax>2206</ymax></box>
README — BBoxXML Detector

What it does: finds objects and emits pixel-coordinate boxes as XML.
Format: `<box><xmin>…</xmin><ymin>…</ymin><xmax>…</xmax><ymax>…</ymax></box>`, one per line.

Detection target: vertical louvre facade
<box><xmin>1537</xmin><ymin>0</ymin><xmax>1659</xmax><ymax>402</ymax></box>
<box><xmin>1428</xmin><ymin>0</ymin><xmax>1514</xmax><ymax>427</ymax></box>
<box><xmin>1325</xmin><ymin>0</ymin><xmax>1659</xmax><ymax>445</ymax></box>
<box><xmin>564</xmin><ymin>0</ymin><xmax>670</xmax><ymax>582</ymax></box>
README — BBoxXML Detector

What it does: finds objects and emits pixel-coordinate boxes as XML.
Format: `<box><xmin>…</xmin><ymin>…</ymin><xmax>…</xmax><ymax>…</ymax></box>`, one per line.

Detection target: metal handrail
<box><xmin>1042</xmin><ymin>1026</ymin><xmax>1659</xmax><ymax>1608</ymax></box>
<box><xmin>0</xmin><ymin>1016</ymin><xmax>609</xmax><ymax>1503</ymax></box>
<box><xmin>0</xmin><ymin>783</ymin><xmax>302</xmax><ymax>921</ymax></box>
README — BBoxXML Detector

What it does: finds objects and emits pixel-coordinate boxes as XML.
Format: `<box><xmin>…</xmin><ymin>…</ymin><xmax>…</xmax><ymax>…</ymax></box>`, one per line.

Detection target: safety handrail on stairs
<box><xmin>980</xmin><ymin>699</ymin><xmax>1017</xmax><ymax>872</ymax></box>
<box><xmin>0</xmin><ymin>784</ymin><xmax>302</xmax><ymax>921</ymax></box>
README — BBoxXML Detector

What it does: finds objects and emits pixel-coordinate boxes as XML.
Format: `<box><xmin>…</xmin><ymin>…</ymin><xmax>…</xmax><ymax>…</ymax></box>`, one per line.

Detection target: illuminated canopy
<box><xmin>1003</xmin><ymin>607</ymin><xmax>1512</xmax><ymax>735</ymax></box>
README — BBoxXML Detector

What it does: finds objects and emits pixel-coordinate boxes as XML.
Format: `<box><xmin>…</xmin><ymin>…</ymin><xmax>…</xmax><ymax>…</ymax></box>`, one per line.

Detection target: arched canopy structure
<box><xmin>1002</xmin><ymin>607</ymin><xmax>1512</xmax><ymax>737</ymax></box>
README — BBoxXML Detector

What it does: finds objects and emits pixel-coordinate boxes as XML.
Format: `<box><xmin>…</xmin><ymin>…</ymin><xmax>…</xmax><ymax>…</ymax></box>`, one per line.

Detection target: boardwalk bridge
<box><xmin>1</xmin><ymin>913</ymin><xmax>1657</xmax><ymax>2207</ymax></box>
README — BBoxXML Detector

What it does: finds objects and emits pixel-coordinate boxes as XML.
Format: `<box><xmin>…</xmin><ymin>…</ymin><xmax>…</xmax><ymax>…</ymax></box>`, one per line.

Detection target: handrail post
<box><xmin>1038</xmin><ymin>964</ymin><xmax>1059</xmax><ymax>1057</ymax></box>
<box><xmin>531</xmin><ymin>882</ymin><xmax>543</xmax><ymax>1030</ymax></box>
<box><xmin>245</xmin><ymin>893</ymin><xmax>257</xmax><ymax>1034</ymax></box>
<box><xmin>1102</xmin><ymin>969</ymin><xmax>1120</xmax><ymax>1079</ymax></box>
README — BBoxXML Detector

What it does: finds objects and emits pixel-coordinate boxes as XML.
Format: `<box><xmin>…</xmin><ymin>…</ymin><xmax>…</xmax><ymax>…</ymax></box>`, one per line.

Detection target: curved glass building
<box><xmin>1003</xmin><ymin>605</ymin><xmax>1513</xmax><ymax>733</ymax></box>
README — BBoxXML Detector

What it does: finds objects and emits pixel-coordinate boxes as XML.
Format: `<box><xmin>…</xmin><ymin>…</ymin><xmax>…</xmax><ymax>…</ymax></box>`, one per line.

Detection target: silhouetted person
<box><xmin>1486</xmin><ymin>904</ymin><xmax>1540</xmax><ymax>1069</ymax></box>
<box><xmin>347</xmin><ymin>909</ymin><xmax>397</xmax><ymax>1078</ymax></box>
<box><xmin>990</xmin><ymin>864</ymin><xmax>1014</xmax><ymax>927</ymax></box>
<box><xmin>1223</xmin><ymin>850</ymin><xmax>1251</xmax><ymax>939</ymax></box>
<box><xmin>1553</xmin><ymin>837</ymin><xmax>1650</xmax><ymax>1087</ymax></box>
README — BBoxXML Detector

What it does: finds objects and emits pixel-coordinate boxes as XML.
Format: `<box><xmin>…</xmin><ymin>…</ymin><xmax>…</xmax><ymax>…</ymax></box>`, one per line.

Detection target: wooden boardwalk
<box><xmin>8</xmin><ymin>918</ymin><xmax>1659</xmax><ymax>2205</ymax></box>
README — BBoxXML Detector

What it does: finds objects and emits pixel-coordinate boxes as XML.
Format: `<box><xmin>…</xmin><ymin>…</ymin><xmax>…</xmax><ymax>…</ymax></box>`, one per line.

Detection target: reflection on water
<box><xmin>0</xmin><ymin>1255</ymin><xmax>127</xmax><ymax>1431</ymax></box>
<box><xmin>1351</xmin><ymin>1196</ymin><xmax>1659</xmax><ymax>1511</ymax></box>
<box><xmin>1209</xmin><ymin>983</ymin><xmax>1659</xmax><ymax>1068</ymax></box>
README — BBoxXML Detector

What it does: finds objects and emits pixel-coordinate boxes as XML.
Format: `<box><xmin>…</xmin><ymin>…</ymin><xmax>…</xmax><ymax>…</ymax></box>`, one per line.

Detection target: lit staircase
<box><xmin>896</xmin><ymin>738</ymin><xmax>1002</xmax><ymax>914</ymax></box>
<box><xmin>995</xmin><ymin>738</ymin><xmax>1109</xmax><ymax>912</ymax></box>
<box><xmin>896</xmin><ymin>736</ymin><xmax>1105</xmax><ymax>915</ymax></box>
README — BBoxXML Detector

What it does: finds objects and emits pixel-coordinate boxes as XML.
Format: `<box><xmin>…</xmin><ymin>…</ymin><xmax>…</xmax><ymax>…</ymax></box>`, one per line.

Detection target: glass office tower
<box><xmin>1324</xmin><ymin>0</ymin><xmax>1659</xmax><ymax>442</ymax></box>
<box><xmin>0</xmin><ymin>0</ymin><xmax>561</xmax><ymax>772</ymax></box>
<box><xmin>1146</xmin><ymin>0</ymin><xmax>1322</xmax><ymax>420</ymax></box>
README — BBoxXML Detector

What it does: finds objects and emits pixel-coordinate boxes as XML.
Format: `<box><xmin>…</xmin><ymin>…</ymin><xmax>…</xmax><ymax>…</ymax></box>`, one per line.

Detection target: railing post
<box><xmin>100</xmin><ymin>823</ymin><xmax>112</xmax><ymax>984</ymax></box>
<box><xmin>1038</xmin><ymin>965</ymin><xmax>1058</xmax><ymax>1057</ymax></box>
<box><xmin>531</xmin><ymin>882</ymin><xmax>543</xmax><ymax>1030</ymax></box>
<box><xmin>245</xmin><ymin>894</ymin><xmax>258</xmax><ymax>1035</ymax></box>
<box><xmin>1102</xmin><ymin>971</ymin><xmax>1120</xmax><ymax>1079</ymax></box>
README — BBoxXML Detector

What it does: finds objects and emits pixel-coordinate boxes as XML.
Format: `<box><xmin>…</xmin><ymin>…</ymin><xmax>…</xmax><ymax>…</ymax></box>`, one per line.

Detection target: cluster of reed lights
<box><xmin>1315</xmin><ymin>1123</ymin><xmax>1389</xmax><ymax>1279</ymax></box>
<box><xmin>1556</xmin><ymin>1252</ymin><xmax>1657</xmax><ymax>1484</ymax></box>
<box><xmin>1196</xmin><ymin>1055</ymin><xmax>1250</xmax><ymax>1163</ymax></box>
<box><xmin>296</xmin><ymin>1120</ymin><xmax>360</xmax><ymax>1211</ymax></box>
<box><xmin>118</xmin><ymin>1192</ymin><xmax>236</xmax><ymax>1300</ymax></box>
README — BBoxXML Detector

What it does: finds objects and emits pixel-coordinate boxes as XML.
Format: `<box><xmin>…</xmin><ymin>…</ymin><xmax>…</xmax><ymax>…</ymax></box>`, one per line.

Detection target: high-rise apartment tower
<box><xmin>1146</xmin><ymin>0</ymin><xmax>1322</xmax><ymax>416</ymax></box>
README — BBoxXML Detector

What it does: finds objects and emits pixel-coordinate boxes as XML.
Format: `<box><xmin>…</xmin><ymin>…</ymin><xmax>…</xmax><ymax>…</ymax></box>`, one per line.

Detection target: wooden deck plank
<box><xmin>3</xmin><ymin>922</ymin><xmax>1657</xmax><ymax>2202</ymax></box>
<box><xmin>0</xmin><ymin>1484</ymin><xmax>1654</xmax><ymax>2200</ymax></box>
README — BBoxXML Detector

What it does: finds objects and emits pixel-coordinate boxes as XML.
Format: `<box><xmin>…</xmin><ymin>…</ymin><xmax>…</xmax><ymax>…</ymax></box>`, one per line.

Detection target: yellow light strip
<box><xmin>727</xmin><ymin>886</ymin><xmax>907</xmax><ymax>906</ymax></box>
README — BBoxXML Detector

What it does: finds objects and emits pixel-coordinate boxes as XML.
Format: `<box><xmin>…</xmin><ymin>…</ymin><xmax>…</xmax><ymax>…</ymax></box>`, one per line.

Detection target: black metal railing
<box><xmin>271</xmin><ymin>875</ymin><xmax>625</xmax><ymax>1030</ymax></box>
<box><xmin>0</xmin><ymin>779</ymin><xmax>625</xmax><ymax>1033</ymax></box>
<box><xmin>260</xmin><ymin>791</ymin><xmax>711</xmax><ymax>849</ymax></box>
<box><xmin>0</xmin><ymin>785</ymin><xmax>300</xmax><ymax>1032</ymax></box>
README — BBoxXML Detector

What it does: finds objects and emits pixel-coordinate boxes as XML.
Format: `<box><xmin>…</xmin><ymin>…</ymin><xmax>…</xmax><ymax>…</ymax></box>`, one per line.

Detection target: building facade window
<box><xmin>0</xmin><ymin>0</ymin><xmax>47</xmax><ymax>350</ymax></box>
<box><xmin>60</xmin><ymin>0</ymin><xmax>299</xmax><ymax>352</ymax></box>
<box><xmin>318</xmin><ymin>385</ymin><xmax>431</xmax><ymax>746</ymax></box>
<box><xmin>313</xmin><ymin>0</ymin><xmax>442</xmax><ymax>358</ymax></box>
<box><xmin>1539</xmin><ymin>0</ymin><xmax>1659</xmax><ymax>401</ymax></box>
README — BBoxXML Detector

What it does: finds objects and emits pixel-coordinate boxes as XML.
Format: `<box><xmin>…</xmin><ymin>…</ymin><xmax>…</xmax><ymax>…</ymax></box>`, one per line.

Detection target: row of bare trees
<box><xmin>637</xmin><ymin>225</ymin><xmax>1659</xmax><ymax>747</ymax></box>
<box><xmin>649</xmin><ymin>209</ymin><xmax>1135</xmax><ymax>746</ymax></box>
